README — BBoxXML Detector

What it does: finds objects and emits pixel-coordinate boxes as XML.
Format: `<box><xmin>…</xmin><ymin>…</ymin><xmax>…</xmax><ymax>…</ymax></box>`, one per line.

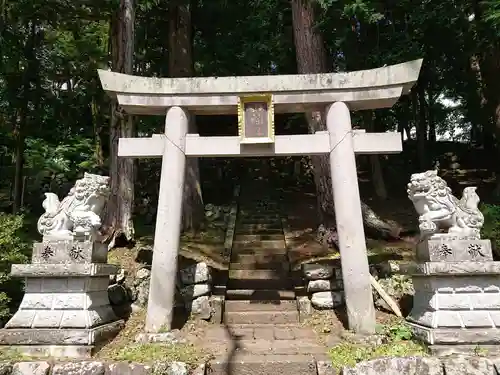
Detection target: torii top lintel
<box><xmin>98</xmin><ymin>59</ymin><xmax>423</xmax><ymax>116</ymax></box>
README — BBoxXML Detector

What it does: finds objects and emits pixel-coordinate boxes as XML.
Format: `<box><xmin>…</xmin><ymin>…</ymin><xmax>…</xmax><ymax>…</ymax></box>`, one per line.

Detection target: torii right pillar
<box><xmin>327</xmin><ymin>102</ymin><xmax>378</xmax><ymax>334</ymax></box>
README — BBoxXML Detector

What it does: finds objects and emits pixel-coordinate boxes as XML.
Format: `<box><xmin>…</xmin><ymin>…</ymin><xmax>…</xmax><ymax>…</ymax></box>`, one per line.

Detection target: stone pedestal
<box><xmin>407</xmin><ymin>237</ymin><xmax>500</xmax><ymax>353</ymax></box>
<box><xmin>0</xmin><ymin>236</ymin><xmax>123</xmax><ymax>358</ymax></box>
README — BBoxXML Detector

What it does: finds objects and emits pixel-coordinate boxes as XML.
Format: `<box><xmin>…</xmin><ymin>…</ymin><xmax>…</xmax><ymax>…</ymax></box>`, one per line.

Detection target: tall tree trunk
<box><xmin>13</xmin><ymin>21</ymin><xmax>37</xmax><ymax>214</ymax></box>
<box><xmin>471</xmin><ymin>0</ymin><xmax>500</xmax><ymax>175</ymax></box>
<box><xmin>104</xmin><ymin>0</ymin><xmax>136</xmax><ymax>248</ymax></box>
<box><xmin>12</xmin><ymin>113</ymin><xmax>25</xmax><ymax>214</ymax></box>
<box><xmin>412</xmin><ymin>85</ymin><xmax>427</xmax><ymax>171</ymax></box>
<box><xmin>427</xmin><ymin>88</ymin><xmax>436</xmax><ymax>144</ymax></box>
<box><xmin>290</xmin><ymin>0</ymin><xmax>334</xmax><ymax>226</ymax></box>
<box><xmin>290</xmin><ymin>0</ymin><xmax>400</xmax><ymax>241</ymax></box>
<box><xmin>366</xmin><ymin>112</ymin><xmax>387</xmax><ymax>200</ymax></box>
<box><xmin>169</xmin><ymin>0</ymin><xmax>204</xmax><ymax>231</ymax></box>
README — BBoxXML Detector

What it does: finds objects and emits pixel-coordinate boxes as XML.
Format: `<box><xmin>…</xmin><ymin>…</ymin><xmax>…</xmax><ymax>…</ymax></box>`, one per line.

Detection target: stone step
<box><xmin>229</xmin><ymin>269</ymin><xmax>289</xmax><ymax>280</ymax></box>
<box><xmin>225</xmin><ymin>300</ymin><xmax>297</xmax><ymax>312</ymax></box>
<box><xmin>234</xmin><ymin>234</ymin><xmax>284</xmax><ymax>242</ymax></box>
<box><xmin>229</xmin><ymin>260</ymin><xmax>290</xmax><ymax>271</ymax></box>
<box><xmin>209</xmin><ymin>354</ymin><xmax>318</xmax><ymax>375</ymax></box>
<box><xmin>237</xmin><ymin>222</ymin><xmax>282</xmax><ymax>229</ymax></box>
<box><xmin>236</xmin><ymin>339</ymin><xmax>325</xmax><ymax>355</ymax></box>
<box><xmin>238</xmin><ymin>214</ymin><xmax>281</xmax><ymax>220</ymax></box>
<box><xmin>238</xmin><ymin>218</ymin><xmax>281</xmax><ymax>225</ymax></box>
<box><xmin>227</xmin><ymin>278</ymin><xmax>293</xmax><ymax>290</ymax></box>
<box><xmin>225</xmin><ymin>289</ymin><xmax>295</xmax><ymax>300</ymax></box>
<box><xmin>231</xmin><ymin>249</ymin><xmax>287</xmax><ymax>258</ymax></box>
<box><xmin>235</xmin><ymin>227</ymin><xmax>283</xmax><ymax>235</ymax></box>
<box><xmin>225</xmin><ymin>310</ymin><xmax>299</xmax><ymax>325</ymax></box>
<box><xmin>228</xmin><ymin>324</ymin><xmax>318</xmax><ymax>340</ymax></box>
<box><xmin>232</xmin><ymin>240</ymin><xmax>286</xmax><ymax>250</ymax></box>
<box><xmin>231</xmin><ymin>253</ymin><xmax>289</xmax><ymax>265</ymax></box>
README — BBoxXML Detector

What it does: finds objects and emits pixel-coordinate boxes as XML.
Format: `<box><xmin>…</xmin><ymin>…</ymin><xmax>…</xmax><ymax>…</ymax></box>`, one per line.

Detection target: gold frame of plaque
<box><xmin>237</xmin><ymin>94</ymin><xmax>275</xmax><ymax>144</ymax></box>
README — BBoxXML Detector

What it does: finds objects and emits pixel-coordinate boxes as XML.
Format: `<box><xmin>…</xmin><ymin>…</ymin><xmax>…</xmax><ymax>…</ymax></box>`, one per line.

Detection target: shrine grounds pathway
<box><xmin>197</xmin><ymin>179</ymin><xmax>333</xmax><ymax>374</ymax></box>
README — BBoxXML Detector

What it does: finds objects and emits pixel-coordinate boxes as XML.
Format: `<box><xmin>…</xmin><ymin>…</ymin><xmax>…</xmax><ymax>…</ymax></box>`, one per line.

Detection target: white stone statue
<box><xmin>407</xmin><ymin>170</ymin><xmax>484</xmax><ymax>239</ymax></box>
<box><xmin>37</xmin><ymin>173</ymin><xmax>111</xmax><ymax>240</ymax></box>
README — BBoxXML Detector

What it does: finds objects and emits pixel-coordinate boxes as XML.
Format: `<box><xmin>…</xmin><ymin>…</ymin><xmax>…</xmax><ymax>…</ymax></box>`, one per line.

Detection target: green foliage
<box><xmin>106</xmin><ymin>343</ymin><xmax>204</xmax><ymax>364</ymax></box>
<box><xmin>481</xmin><ymin>204</ymin><xmax>500</xmax><ymax>251</ymax></box>
<box><xmin>0</xmin><ymin>213</ymin><xmax>30</xmax><ymax>323</ymax></box>
<box><xmin>328</xmin><ymin>341</ymin><xmax>427</xmax><ymax>370</ymax></box>
<box><xmin>329</xmin><ymin>319</ymin><xmax>426</xmax><ymax>370</ymax></box>
<box><xmin>376</xmin><ymin>320</ymin><xmax>413</xmax><ymax>341</ymax></box>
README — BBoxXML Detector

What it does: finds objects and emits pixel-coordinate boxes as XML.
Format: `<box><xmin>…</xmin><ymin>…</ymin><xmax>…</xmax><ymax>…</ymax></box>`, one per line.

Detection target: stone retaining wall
<box><xmin>3</xmin><ymin>356</ymin><xmax>500</xmax><ymax>375</ymax></box>
<box><xmin>300</xmin><ymin>260</ymin><xmax>414</xmax><ymax>312</ymax></box>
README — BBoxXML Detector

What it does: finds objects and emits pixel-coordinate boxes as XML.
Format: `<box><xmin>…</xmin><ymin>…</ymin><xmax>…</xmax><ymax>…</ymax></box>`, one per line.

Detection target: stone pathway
<box><xmin>205</xmin><ymin>183</ymin><xmax>329</xmax><ymax>374</ymax></box>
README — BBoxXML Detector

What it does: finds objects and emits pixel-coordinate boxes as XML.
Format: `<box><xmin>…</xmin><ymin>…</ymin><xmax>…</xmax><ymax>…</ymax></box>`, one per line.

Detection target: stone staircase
<box><xmin>212</xmin><ymin>186</ymin><xmax>327</xmax><ymax>374</ymax></box>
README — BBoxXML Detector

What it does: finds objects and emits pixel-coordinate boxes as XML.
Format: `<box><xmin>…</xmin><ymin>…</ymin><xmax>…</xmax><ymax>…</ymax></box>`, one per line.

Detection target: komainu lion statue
<box><xmin>37</xmin><ymin>173</ymin><xmax>111</xmax><ymax>239</ymax></box>
<box><xmin>407</xmin><ymin>170</ymin><xmax>484</xmax><ymax>239</ymax></box>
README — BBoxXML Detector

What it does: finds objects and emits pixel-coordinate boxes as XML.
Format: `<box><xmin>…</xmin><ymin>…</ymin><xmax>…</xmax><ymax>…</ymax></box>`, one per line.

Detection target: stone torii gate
<box><xmin>98</xmin><ymin>59</ymin><xmax>423</xmax><ymax>334</ymax></box>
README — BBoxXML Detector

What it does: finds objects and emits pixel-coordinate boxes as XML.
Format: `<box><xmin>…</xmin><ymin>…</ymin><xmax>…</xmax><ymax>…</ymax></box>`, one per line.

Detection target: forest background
<box><xmin>2</xmin><ymin>0</ymin><xmax>500</xmax><ymax>323</ymax></box>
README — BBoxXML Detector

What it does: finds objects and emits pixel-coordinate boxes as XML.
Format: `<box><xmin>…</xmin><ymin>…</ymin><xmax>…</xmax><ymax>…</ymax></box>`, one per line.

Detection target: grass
<box><xmin>328</xmin><ymin>340</ymin><xmax>428</xmax><ymax>370</ymax></box>
<box><xmin>96</xmin><ymin>310</ymin><xmax>209</xmax><ymax>365</ymax></box>
<box><xmin>0</xmin><ymin>348</ymin><xmax>33</xmax><ymax>362</ymax></box>
<box><xmin>328</xmin><ymin>319</ymin><xmax>428</xmax><ymax>370</ymax></box>
<box><xmin>109</xmin><ymin>342</ymin><xmax>205</xmax><ymax>364</ymax></box>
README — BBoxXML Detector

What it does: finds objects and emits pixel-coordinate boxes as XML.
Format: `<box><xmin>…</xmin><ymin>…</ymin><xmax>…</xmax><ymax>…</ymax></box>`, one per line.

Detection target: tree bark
<box><xmin>290</xmin><ymin>0</ymin><xmax>400</xmax><ymax>240</ymax></box>
<box><xmin>416</xmin><ymin>84</ymin><xmax>428</xmax><ymax>170</ymax></box>
<box><xmin>104</xmin><ymin>0</ymin><xmax>136</xmax><ymax>248</ymax></box>
<box><xmin>168</xmin><ymin>0</ymin><xmax>204</xmax><ymax>231</ymax></box>
<box><xmin>13</xmin><ymin>21</ymin><xmax>37</xmax><ymax>214</ymax></box>
<box><xmin>366</xmin><ymin>112</ymin><xmax>387</xmax><ymax>200</ymax></box>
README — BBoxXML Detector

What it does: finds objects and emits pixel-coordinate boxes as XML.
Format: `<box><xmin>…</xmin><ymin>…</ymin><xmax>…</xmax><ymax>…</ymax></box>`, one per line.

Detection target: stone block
<box><xmin>181</xmin><ymin>283</ymin><xmax>211</xmax><ymax>300</ymax></box>
<box><xmin>311</xmin><ymin>291</ymin><xmax>344</xmax><ymax>309</ymax></box>
<box><xmin>190</xmin><ymin>296</ymin><xmax>211</xmax><ymax>320</ymax></box>
<box><xmin>407</xmin><ymin>261</ymin><xmax>500</xmax><ymax>276</ymax></box>
<box><xmin>442</xmin><ymin>356</ymin><xmax>494</xmax><ymax>375</ymax></box>
<box><xmin>11</xmin><ymin>263</ymin><xmax>119</xmax><ymax>278</ymax></box>
<box><xmin>32</xmin><ymin>310</ymin><xmax>64</xmax><ymax>328</ymax></box>
<box><xmin>0</xmin><ymin>364</ymin><xmax>12</xmax><ymax>375</ymax></box>
<box><xmin>12</xmin><ymin>362</ymin><xmax>50</xmax><ymax>375</ymax></box>
<box><xmin>409</xmin><ymin>323</ymin><xmax>500</xmax><ymax>345</ymax></box>
<box><xmin>458</xmin><ymin>310</ymin><xmax>493</xmax><ymax>328</ymax></box>
<box><xmin>413</xmin><ymin>275</ymin><xmax>500</xmax><ymax>294</ymax></box>
<box><xmin>179</xmin><ymin>262</ymin><xmax>211</xmax><ymax>285</ymax></box>
<box><xmin>52</xmin><ymin>361</ymin><xmax>105</xmax><ymax>375</ymax></box>
<box><xmin>297</xmin><ymin>296</ymin><xmax>312</xmax><ymax>320</ymax></box>
<box><xmin>342</xmin><ymin>356</ymin><xmax>443</xmax><ymax>375</ymax></box>
<box><xmin>152</xmin><ymin>362</ymin><xmax>188</xmax><ymax>375</ymax></box>
<box><xmin>32</xmin><ymin>239</ymin><xmax>107</xmax><ymax>264</ymax></box>
<box><xmin>106</xmin><ymin>363</ymin><xmax>152</xmax><ymax>375</ymax></box>
<box><xmin>302</xmin><ymin>264</ymin><xmax>335</xmax><ymax>280</ymax></box>
<box><xmin>431</xmin><ymin>345</ymin><xmax>500</xmax><ymax>356</ymax></box>
<box><xmin>210</xmin><ymin>296</ymin><xmax>223</xmax><ymax>324</ymax></box>
<box><xmin>307</xmin><ymin>279</ymin><xmax>343</xmax><ymax>293</ymax></box>
<box><xmin>0</xmin><ymin>320</ymin><xmax>123</xmax><ymax>346</ymax></box>
<box><xmin>417</xmin><ymin>239</ymin><xmax>493</xmax><ymax>262</ymax></box>
<box><xmin>5</xmin><ymin>311</ymin><xmax>36</xmax><ymax>328</ymax></box>
<box><xmin>208</xmin><ymin>354</ymin><xmax>317</xmax><ymax>375</ymax></box>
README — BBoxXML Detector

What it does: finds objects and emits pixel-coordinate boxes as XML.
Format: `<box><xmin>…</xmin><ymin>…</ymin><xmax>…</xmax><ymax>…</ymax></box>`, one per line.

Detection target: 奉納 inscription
<box><xmin>467</xmin><ymin>243</ymin><xmax>485</xmax><ymax>258</ymax></box>
<box><xmin>244</xmin><ymin>102</ymin><xmax>268</xmax><ymax>138</ymax></box>
<box><xmin>434</xmin><ymin>243</ymin><xmax>453</xmax><ymax>258</ymax></box>
<box><xmin>41</xmin><ymin>245</ymin><xmax>54</xmax><ymax>261</ymax></box>
<box><xmin>69</xmin><ymin>244</ymin><xmax>85</xmax><ymax>261</ymax></box>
